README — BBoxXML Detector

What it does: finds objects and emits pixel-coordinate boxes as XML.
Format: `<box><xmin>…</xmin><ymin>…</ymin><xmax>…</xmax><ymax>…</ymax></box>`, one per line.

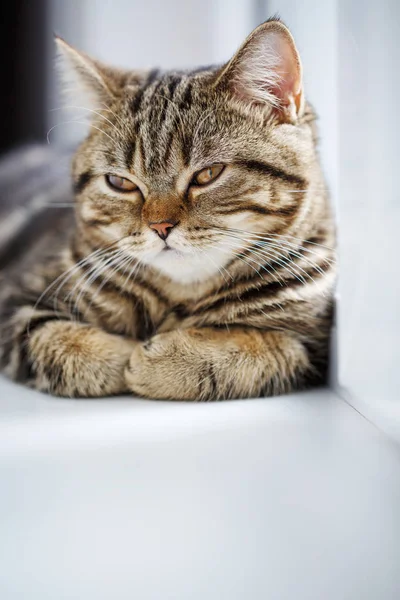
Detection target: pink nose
<box><xmin>149</xmin><ymin>221</ymin><xmax>177</xmax><ymax>240</ymax></box>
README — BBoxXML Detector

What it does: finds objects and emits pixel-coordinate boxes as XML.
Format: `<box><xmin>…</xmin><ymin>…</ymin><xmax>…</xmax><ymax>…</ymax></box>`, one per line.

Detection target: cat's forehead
<box><xmin>126</xmin><ymin>69</ymin><xmax>215</xmax><ymax>122</ymax></box>
<box><xmin>116</xmin><ymin>70</ymin><xmax>234</xmax><ymax>180</ymax></box>
<box><xmin>88</xmin><ymin>69</ymin><xmax>276</xmax><ymax>185</ymax></box>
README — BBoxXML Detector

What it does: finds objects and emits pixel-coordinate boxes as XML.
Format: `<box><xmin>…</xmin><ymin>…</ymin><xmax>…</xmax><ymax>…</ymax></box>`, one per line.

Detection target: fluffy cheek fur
<box><xmin>76</xmin><ymin>198</ymin><xmax>248</xmax><ymax>285</ymax></box>
<box><xmin>77</xmin><ymin>182</ymin><xmax>288</xmax><ymax>285</ymax></box>
<box><xmin>77</xmin><ymin>189</ymin><xmax>142</xmax><ymax>242</ymax></box>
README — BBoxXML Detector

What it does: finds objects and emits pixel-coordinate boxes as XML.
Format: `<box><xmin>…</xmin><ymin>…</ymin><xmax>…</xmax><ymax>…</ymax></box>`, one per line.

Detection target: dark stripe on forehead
<box><xmin>179</xmin><ymin>80</ymin><xmax>193</xmax><ymax>110</ymax></box>
<box><xmin>138</xmin><ymin>136</ymin><xmax>146</xmax><ymax>170</ymax></box>
<box><xmin>147</xmin><ymin>68</ymin><xmax>160</xmax><ymax>85</ymax></box>
<box><xmin>237</xmin><ymin>160</ymin><xmax>307</xmax><ymax>187</ymax></box>
<box><xmin>148</xmin><ymin>80</ymin><xmax>166</xmax><ymax>129</ymax></box>
<box><xmin>146</xmin><ymin>75</ymin><xmax>185</xmax><ymax>170</ymax></box>
<box><xmin>131</xmin><ymin>86</ymin><xmax>146</xmax><ymax>116</ymax></box>
<box><xmin>153</xmin><ymin>76</ymin><xmax>181</xmax><ymax>135</ymax></box>
<box><xmin>124</xmin><ymin>139</ymin><xmax>135</xmax><ymax>169</ymax></box>
<box><xmin>150</xmin><ymin>78</ymin><xmax>164</xmax><ymax>101</ymax></box>
<box><xmin>181</xmin><ymin>134</ymin><xmax>193</xmax><ymax>167</ymax></box>
<box><xmin>73</xmin><ymin>171</ymin><xmax>92</xmax><ymax>195</ymax></box>
<box><xmin>130</xmin><ymin>69</ymin><xmax>160</xmax><ymax>117</ymax></box>
<box><xmin>162</xmin><ymin>129</ymin><xmax>175</xmax><ymax>165</ymax></box>
<box><xmin>166</xmin><ymin>75</ymin><xmax>181</xmax><ymax>100</ymax></box>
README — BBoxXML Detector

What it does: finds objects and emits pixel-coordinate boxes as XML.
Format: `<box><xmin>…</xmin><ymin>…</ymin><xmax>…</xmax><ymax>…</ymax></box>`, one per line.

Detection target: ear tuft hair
<box><xmin>216</xmin><ymin>19</ymin><xmax>304</xmax><ymax>122</ymax></box>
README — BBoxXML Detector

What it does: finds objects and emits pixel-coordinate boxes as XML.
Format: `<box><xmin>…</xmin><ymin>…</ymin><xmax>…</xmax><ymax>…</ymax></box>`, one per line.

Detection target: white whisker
<box><xmin>212</xmin><ymin>230</ymin><xmax>329</xmax><ymax>293</ymax></box>
<box><xmin>26</xmin><ymin>245</ymin><xmax>117</xmax><ymax>335</ymax></box>
<box><xmin>219</xmin><ymin>238</ymin><xmax>305</xmax><ymax>286</ymax></box>
<box><xmin>192</xmin><ymin>107</ymin><xmax>217</xmax><ymax>145</ymax></box>
<box><xmin>49</xmin><ymin>105</ymin><xmax>123</xmax><ymax>136</ymax></box>
<box><xmin>195</xmin><ymin>246</ymin><xmax>232</xmax><ymax>285</ymax></box>
<box><xmin>221</xmin><ymin>232</ymin><xmax>330</xmax><ymax>278</ymax></box>
<box><xmin>70</xmin><ymin>250</ymin><xmax>126</xmax><ymax>319</ymax></box>
<box><xmin>217</xmin><ymin>226</ymin><xmax>335</xmax><ymax>254</ymax></box>
<box><xmin>47</xmin><ymin>120</ymin><xmax>116</xmax><ymax>144</ymax></box>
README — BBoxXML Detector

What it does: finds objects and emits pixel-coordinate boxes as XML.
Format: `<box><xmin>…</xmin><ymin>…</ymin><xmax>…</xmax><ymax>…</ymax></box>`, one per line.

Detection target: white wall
<box><xmin>48</xmin><ymin>0</ymin><xmax>258</xmax><ymax>144</ymax></box>
<box><xmin>79</xmin><ymin>0</ymin><xmax>215</xmax><ymax>69</ymax></box>
<box><xmin>51</xmin><ymin>0</ymin><xmax>258</xmax><ymax>67</ymax></box>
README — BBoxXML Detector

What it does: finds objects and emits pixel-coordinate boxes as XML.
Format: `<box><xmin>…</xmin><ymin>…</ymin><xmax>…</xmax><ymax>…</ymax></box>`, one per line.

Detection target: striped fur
<box><xmin>0</xmin><ymin>20</ymin><xmax>336</xmax><ymax>399</ymax></box>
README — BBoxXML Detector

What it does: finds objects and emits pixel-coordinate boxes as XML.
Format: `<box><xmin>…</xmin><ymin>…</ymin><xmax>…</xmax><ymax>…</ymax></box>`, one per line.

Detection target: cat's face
<box><xmin>61</xmin><ymin>20</ymin><xmax>313</xmax><ymax>283</ymax></box>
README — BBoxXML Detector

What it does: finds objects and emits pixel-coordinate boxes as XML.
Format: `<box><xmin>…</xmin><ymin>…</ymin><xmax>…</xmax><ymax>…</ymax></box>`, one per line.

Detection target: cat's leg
<box><xmin>125</xmin><ymin>328</ymin><xmax>311</xmax><ymax>401</ymax></box>
<box><xmin>1</xmin><ymin>308</ymin><xmax>135</xmax><ymax>397</ymax></box>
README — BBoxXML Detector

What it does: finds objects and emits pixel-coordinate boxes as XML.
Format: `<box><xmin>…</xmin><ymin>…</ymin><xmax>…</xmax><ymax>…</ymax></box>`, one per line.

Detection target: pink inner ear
<box><xmin>229</xmin><ymin>25</ymin><xmax>302</xmax><ymax>111</ymax></box>
<box><xmin>260</xmin><ymin>31</ymin><xmax>302</xmax><ymax>106</ymax></box>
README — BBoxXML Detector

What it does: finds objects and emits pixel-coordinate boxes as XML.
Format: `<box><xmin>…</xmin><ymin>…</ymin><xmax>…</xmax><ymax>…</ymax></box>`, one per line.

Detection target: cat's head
<box><xmin>57</xmin><ymin>19</ymin><xmax>316</xmax><ymax>283</ymax></box>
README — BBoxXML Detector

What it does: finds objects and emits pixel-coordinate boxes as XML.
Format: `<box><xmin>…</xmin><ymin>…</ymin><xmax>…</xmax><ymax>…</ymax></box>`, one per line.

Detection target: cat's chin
<box><xmin>144</xmin><ymin>248</ymin><xmax>226</xmax><ymax>284</ymax></box>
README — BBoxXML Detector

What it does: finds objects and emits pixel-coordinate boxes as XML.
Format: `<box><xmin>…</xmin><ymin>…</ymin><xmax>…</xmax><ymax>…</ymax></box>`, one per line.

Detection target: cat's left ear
<box><xmin>215</xmin><ymin>19</ymin><xmax>304</xmax><ymax>122</ymax></box>
<box><xmin>55</xmin><ymin>36</ymin><xmax>125</xmax><ymax>108</ymax></box>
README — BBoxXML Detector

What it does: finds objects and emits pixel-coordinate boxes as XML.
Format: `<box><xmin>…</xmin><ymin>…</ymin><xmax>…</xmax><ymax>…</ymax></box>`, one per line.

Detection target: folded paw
<box><xmin>124</xmin><ymin>330</ymin><xmax>207</xmax><ymax>401</ymax></box>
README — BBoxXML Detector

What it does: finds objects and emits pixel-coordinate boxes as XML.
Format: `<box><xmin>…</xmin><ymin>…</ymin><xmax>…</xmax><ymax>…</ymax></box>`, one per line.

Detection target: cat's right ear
<box><xmin>55</xmin><ymin>36</ymin><xmax>121</xmax><ymax>109</ymax></box>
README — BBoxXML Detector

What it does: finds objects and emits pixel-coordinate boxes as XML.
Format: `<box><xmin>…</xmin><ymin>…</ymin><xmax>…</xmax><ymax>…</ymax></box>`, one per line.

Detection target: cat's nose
<box><xmin>148</xmin><ymin>221</ymin><xmax>177</xmax><ymax>240</ymax></box>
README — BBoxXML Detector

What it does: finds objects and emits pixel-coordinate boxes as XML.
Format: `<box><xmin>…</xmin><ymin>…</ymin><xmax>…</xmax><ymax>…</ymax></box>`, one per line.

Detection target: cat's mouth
<box><xmin>151</xmin><ymin>239</ymin><xmax>192</xmax><ymax>260</ymax></box>
<box><xmin>160</xmin><ymin>242</ymin><xmax>183</xmax><ymax>255</ymax></box>
<box><xmin>156</xmin><ymin>244</ymin><xmax>182</xmax><ymax>258</ymax></box>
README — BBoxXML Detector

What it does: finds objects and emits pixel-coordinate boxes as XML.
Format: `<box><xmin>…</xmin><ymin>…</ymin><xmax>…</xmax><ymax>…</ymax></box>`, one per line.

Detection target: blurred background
<box><xmin>0</xmin><ymin>0</ymin><xmax>399</xmax><ymax>432</ymax></box>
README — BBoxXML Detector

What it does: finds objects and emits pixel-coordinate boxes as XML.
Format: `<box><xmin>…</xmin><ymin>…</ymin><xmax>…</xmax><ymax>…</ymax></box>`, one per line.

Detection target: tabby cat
<box><xmin>0</xmin><ymin>19</ymin><xmax>336</xmax><ymax>400</ymax></box>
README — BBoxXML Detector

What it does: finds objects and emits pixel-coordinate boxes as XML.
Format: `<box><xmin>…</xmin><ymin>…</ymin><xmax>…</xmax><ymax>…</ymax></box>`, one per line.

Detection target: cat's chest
<box><xmin>91</xmin><ymin>287</ymin><xmax>187</xmax><ymax>340</ymax></box>
<box><xmin>133</xmin><ymin>277</ymin><xmax>221</xmax><ymax>337</ymax></box>
<box><xmin>91</xmin><ymin>275</ymin><xmax>223</xmax><ymax>340</ymax></box>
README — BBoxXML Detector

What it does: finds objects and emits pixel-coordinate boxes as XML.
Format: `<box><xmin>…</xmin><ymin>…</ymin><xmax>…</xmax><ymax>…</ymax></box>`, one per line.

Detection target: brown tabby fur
<box><xmin>0</xmin><ymin>20</ymin><xmax>336</xmax><ymax>400</ymax></box>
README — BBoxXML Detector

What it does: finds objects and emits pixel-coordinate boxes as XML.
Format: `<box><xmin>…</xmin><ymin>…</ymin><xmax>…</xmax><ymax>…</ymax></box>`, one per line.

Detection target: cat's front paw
<box><xmin>124</xmin><ymin>331</ymin><xmax>202</xmax><ymax>401</ymax></box>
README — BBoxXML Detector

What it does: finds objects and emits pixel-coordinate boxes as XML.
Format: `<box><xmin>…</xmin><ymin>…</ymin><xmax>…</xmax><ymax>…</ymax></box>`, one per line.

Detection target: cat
<box><xmin>0</xmin><ymin>18</ymin><xmax>336</xmax><ymax>400</ymax></box>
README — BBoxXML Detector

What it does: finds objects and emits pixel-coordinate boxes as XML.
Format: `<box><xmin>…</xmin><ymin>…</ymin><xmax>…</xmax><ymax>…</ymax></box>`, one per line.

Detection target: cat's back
<box><xmin>0</xmin><ymin>145</ymin><xmax>74</xmax><ymax>276</ymax></box>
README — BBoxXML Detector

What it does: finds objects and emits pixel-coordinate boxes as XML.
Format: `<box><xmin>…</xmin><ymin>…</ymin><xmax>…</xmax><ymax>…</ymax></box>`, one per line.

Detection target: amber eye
<box><xmin>192</xmin><ymin>164</ymin><xmax>225</xmax><ymax>186</ymax></box>
<box><xmin>106</xmin><ymin>174</ymin><xmax>138</xmax><ymax>192</ymax></box>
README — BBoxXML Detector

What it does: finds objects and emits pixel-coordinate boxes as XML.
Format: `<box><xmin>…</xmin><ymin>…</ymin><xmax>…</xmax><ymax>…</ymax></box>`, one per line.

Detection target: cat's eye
<box><xmin>192</xmin><ymin>164</ymin><xmax>225</xmax><ymax>186</ymax></box>
<box><xmin>106</xmin><ymin>174</ymin><xmax>138</xmax><ymax>192</ymax></box>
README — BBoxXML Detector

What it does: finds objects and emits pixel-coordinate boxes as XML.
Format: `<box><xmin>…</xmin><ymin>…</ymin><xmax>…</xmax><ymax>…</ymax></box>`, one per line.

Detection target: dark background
<box><xmin>0</xmin><ymin>0</ymin><xmax>48</xmax><ymax>154</ymax></box>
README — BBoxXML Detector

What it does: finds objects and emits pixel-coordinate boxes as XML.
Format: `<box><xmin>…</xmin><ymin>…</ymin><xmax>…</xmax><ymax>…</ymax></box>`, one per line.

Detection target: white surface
<box><xmin>1</xmin><ymin>380</ymin><xmax>400</xmax><ymax>599</ymax></box>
